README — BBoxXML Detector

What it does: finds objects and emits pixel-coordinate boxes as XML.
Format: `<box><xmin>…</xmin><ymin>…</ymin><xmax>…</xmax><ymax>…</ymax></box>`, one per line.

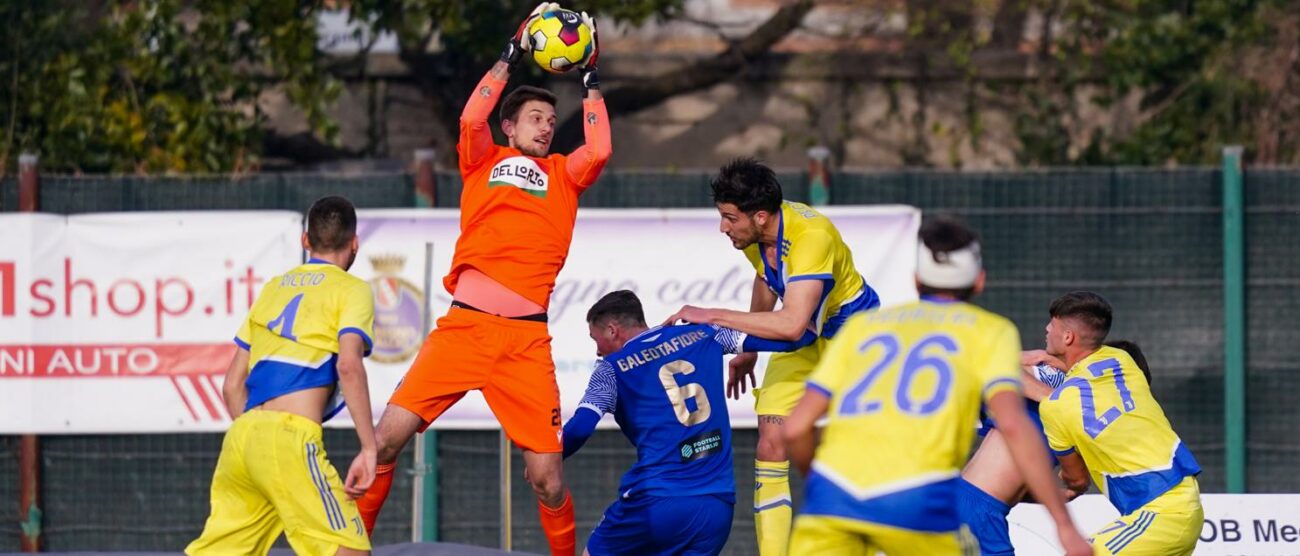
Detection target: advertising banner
<box><xmin>0</xmin><ymin>207</ymin><xmax>918</xmax><ymax>433</ymax></box>
<box><xmin>0</xmin><ymin>212</ymin><xmax>303</xmax><ymax>433</ymax></box>
<box><xmin>352</xmin><ymin>207</ymin><xmax>920</xmax><ymax>429</ymax></box>
<box><xmin>1009</xmin><ymin>494</ymin><xmax>1300</xmax><ymax>555</ymax></box>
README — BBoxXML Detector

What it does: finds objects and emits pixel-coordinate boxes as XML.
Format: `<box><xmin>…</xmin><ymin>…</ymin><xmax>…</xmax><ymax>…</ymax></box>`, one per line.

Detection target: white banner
<box><xmin>1010</xmin><ymin>494</ymin><xmax>1300</xmax><ymax>555</ymax></box>
<box><xmin>352</xmin><ymin>207</ymin><xmax>921</xmax><ymax>429</ymax></box>
<box><xmin>0</xmin><ymin>207</ymin><xmax>918</xmax><ymax>433</ymax></box>
<box><xmin>0</xmin><ymin>212</ymin><xmax>303</xmax><ymax>433</ymax></box>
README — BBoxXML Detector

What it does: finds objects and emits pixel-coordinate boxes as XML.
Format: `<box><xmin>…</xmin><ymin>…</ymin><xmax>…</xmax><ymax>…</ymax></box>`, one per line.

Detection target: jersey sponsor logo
<box><xmin>679</xmin><ymin>428</ymin><xmax>723</xmax><ymax>462</ymax></box>
<box><xmin>367</xmin><ymin>254</ymin><xmax>424</xmax><ymax>363</ymax></box>
<box><xmin>488</xmin><ymin>156</ymin><xmax>550</xmax><ymax>198</ymax></box>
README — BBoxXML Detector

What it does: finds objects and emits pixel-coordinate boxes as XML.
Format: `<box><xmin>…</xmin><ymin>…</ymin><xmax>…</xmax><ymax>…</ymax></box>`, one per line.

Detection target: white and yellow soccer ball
<box><xmin>527</xmin><ymin>9</ymin><xmax>594</xmax><ymax>73</ymax></box>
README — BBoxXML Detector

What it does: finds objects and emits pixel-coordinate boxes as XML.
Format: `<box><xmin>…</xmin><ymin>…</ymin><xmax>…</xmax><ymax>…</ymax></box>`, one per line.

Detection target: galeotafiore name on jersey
<box><xmin>487</xmin><ymin>156</ymin><xmax>550</xmax><ymax>197</ymax></box>
<box><xmin>615</xmin><ymin>329</ymin><xmax>711</xmax><ymax>372</ymax></box>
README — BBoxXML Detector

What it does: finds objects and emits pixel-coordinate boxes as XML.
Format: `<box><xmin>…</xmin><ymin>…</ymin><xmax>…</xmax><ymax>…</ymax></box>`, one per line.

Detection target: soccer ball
<box><xmin>527</xmin><ymin>10</ymin><xmax>594</xmax><ymax>74</ymax></box>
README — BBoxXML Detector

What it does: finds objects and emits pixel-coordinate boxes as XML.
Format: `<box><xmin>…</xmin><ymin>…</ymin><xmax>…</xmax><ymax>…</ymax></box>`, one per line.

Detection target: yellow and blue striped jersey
<box><xmin>802</xmin><ymin>298</ymin><xmax>1022</xmax><ymax>531</ymax></box>
<box><xmin>235</xmin><ymin>259</ymin><xmax>375</xmax><ymax>421</ymax></box>
<box><xmin>1040</xmin><ymin>345</ymin><xmax>1201</xmax><ymax>515</ymax></box>
<box><xmin>743</xmin><ymin>201</ymin><xmax>879</xmax><ymax>339</ymax></box>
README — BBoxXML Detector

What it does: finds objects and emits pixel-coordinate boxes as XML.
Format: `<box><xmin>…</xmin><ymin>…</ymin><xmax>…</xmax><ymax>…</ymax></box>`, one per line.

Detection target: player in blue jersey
<box><xmin>188</xmin><ymin>196</ymin><xmax>376</xmax><ymax>556</ymax></box>
<box><xmin>958</xmin><ymin>342</ymin><xmax>1152</xmax><ymax>556</ymax></box>
<box><xmin>563</xmin><ymin>290</ymin><xmax>816</xmax><ymax>556</ymax></box>
<box><xmin>1040</xmin><ymin>292</ymin><xmax>1202</xmax><ymax>555</ymax></box>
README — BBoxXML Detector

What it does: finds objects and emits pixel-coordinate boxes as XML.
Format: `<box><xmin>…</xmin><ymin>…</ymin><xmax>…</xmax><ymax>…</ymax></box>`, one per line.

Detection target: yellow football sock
<box><xmin>754</xmin><ymin>459</ymin><xmax>792</xmax><ymax>556</ymax></box>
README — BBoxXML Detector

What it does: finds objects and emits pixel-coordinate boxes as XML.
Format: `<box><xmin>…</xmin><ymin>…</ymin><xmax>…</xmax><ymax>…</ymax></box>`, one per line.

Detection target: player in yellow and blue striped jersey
<box><xmin>1039</xmin><ymin>291</ymin><xmax>1203</xmax><ymax>555</ymax></box>
<box><xmin>957</xmin><ymin>340</ymin><xmax>1153</xmax><ymax>556</ymax></box>
<box><xmin>187</xmin><ymin>196</ymin><xmax>377</xmax><ymax>556</ymax></box>
<box><xmin>782</xmin><ymin>217</ymin><xmax>1091</xmax><ymax>556</ymax></box>
<box><xmin>664</xmin><ymin>158</ymin><xmax>881</xmax><ymax>556</ymax></box>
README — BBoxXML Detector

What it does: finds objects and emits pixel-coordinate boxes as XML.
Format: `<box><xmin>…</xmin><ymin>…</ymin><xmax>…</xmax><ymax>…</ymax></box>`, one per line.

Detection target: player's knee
<box><xmin>526</xmin><ymin>463</ymin><xmax>565</xmax><ymax>501</ymax></box>
<box><xmin>756</xmin><ymin>431</ymin><xmax>787</xmax><ymax>462</ymax></box>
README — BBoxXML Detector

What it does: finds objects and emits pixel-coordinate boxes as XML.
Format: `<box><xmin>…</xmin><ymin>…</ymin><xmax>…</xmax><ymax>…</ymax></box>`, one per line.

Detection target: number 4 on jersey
<box><xmin>267</xmin><ymin>293</ymin><xmax>304</xmax><ymax>341</ymax></box>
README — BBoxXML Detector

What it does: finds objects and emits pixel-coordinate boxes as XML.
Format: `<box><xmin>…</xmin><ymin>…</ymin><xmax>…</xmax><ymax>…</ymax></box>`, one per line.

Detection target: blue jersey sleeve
<box><xmin>710</xmin><ymin>325</ymin><xmax>816</xmax><ymax>354</ymax></box>
<box><xmin>1034</xmin><ymin>363</ymin><xmax>1067</xmax><ymax>389</ymax></box>
<box><xmin>578</xmin><ymin>360</ymin><xmax>618</xmax><ymax>414</ymax></box>
<box><xmin>563</xmin><ymin>360</ymin><xmax>618</xmax><ymax>458</ymax></box>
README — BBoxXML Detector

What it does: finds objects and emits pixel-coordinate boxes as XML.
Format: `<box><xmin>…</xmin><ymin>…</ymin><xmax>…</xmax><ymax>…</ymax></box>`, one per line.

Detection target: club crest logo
<box><xmin>367</xmin><ymin>254</ymin><xmax>425</xmax><ymax>363</ymax></box>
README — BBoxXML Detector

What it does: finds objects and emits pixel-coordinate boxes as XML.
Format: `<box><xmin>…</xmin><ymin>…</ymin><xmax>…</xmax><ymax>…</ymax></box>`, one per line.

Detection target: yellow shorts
<box><xmin>186</xmin><ymin>410</ymin><xmax>370</xmax><ymax>556</ymax></box>
<box><xmin>790</xmin><ymin>514</ymin><xmax>977</xmax><ymax>556</ymax></box>
<box><xmin>1091</xmin><ymin>477</ymin><xmax>1203</xmax><ymax>556</ymax></box>
<box><xmin>755</xmin><ymin>338</ymin><xmax>826</xmax><ymax>416</ymax></box>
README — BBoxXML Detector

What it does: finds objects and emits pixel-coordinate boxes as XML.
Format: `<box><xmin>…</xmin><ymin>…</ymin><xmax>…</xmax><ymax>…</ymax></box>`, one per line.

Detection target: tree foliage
<box><xmin>0</xmin><ymin>1</ymin><xmax>684</xmax><ymax>174</ymax></box>
<box><xmin>1</xmin><ymin>0</ymin><xmax>342</xmax><ymax>173</ymax></box>
<box><xmin>1016</xmin><ymin>0</ymin><xmax>1297</xmax><ymax>165</ymax></box>
<box><xmin>10</xmin><ymin>0</ymin><xmax>1286</xmax><ymax>172</ymax></box>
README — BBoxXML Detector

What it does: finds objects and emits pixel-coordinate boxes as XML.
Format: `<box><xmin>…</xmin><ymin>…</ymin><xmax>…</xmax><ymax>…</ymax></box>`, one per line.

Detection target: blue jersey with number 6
<box><xmin>802</xmin><ymin>298</ymin><xmax>1023</xmax><ymax>532</ymax></box>
<box><xmin>577</xmin><ymin>324</ymin><xmax>757</xmax><ymax>501</ymax></box>
<box><xmin>234</xmin><ymin>258</ymin><xmax>375</xmax><ymax>421</ymax></box>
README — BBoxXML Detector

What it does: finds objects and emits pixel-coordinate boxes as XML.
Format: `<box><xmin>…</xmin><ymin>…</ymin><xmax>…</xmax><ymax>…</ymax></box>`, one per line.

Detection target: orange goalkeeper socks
<box><xmin>357</xmin><ymin>462</ymin><xmax>395</xmax><ymax>537</ymax></box>
<box><xmin>537</xmin><ymin>490</ymin><xmax>576</xmax><ymax>556</ymax></box>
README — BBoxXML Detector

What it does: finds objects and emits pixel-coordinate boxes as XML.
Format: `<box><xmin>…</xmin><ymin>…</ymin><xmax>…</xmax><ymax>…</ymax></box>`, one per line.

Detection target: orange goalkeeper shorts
<box><xmin>389</xmin><ymin>305</ymin><xmax>562</xmax><ymax>453</ymax></box>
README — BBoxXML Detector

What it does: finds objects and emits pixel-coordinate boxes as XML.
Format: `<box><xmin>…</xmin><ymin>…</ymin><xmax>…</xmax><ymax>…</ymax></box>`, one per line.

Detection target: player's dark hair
<box><xmin>1049</xmin><ymin>291</ymin><xmax>1113</xmax><ymax>347</ymax></box>
<box><xmin>710</xmin><ymin>157</ymin><xmax>783</xmax><ymax>215</ymax></box>
<box><xmin>306</xmin><ymin>196</ymin><xmax>357</xmax><ymax>253</ymax></box>
<box><xmin>587</xmin><ymin>290</ymin><xmax>647</xmax><ymax>328</ymax></box>
<box><xmin>916</xmin><ymin>216</ymin><xmax>980</xmax><ymax>301</ymax></box>
<box><xmin>1105</xmin><ymin>340</ymin><xmax>1152</xmax><ymax>385</ymax></box>
<box><xmin>500</xmin><ymin>86</ymin><xmax>557</xmax><ymax>123</ymax></box>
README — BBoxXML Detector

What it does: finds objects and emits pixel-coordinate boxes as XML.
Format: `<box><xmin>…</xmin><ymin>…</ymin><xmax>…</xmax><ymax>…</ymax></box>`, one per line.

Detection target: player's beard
<box><xmin>518</xmin><ymin>141</ymin><xmax>548</xmax><ymax>157</ymax></box>
<box><xmin>730</xmin><ymin>226</ymin><xmax>760</xmax><ymax>250</ymax></box>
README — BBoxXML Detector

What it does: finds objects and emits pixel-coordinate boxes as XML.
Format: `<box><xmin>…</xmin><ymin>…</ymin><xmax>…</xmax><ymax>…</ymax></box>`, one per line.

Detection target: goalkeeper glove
<box><xmin>501</xmin><ymin>2</ymin><xmax>561</xmax><ymax>67</ymax></box>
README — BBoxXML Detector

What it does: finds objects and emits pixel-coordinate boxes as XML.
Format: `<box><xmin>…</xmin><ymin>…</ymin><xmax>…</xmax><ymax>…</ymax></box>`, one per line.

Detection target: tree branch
<box><xmin>553</xmin><ymin>0</ymin><xmax>815</xmax><ymax>151</ymax></box>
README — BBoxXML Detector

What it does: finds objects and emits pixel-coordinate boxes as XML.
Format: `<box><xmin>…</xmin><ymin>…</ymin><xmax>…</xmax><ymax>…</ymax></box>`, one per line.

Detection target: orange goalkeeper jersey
<box><xmin>446</xmin><ymin>73</ymin><xmax>611</xmax><ymax>308</ymax></box>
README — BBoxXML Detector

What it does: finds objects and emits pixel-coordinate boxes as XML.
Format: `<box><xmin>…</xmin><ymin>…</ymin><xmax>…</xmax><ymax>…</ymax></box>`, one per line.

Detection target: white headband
<box><xmin>917</xmin><ymin>242</ymin><xmax>982</xmax><ymax>289</ymax></box>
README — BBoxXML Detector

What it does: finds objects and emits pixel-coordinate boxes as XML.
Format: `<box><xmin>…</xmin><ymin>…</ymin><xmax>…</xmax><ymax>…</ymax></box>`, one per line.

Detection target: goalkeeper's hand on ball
<box><xmin>501</xmin><ymin>2</ymin><xmax>562</xmax><ymax>67</ymax></box>
<box><xmin>578</xmin><ymin>11</ymin><xmax>600</xmax><ymax>90</ymax></box>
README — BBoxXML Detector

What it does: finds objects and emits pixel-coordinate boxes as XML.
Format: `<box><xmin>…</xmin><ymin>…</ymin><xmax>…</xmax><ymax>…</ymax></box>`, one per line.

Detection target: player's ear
<box><xmin>501</xmin><ymin>116</ymin><xmax>516</xmax><ymax>139</ymax></box>
<box><xmin>300</xmin><ymin>231</ymin><xmax>311</xmax><ymax>252</ymax></box>
<box><xmin>972</xmin><ymin>270</ymin><xmax>986</xmax><ymax>295</ymax></box>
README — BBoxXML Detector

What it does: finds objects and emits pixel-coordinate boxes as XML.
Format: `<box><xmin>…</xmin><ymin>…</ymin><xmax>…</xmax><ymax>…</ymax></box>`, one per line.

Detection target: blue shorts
<box><xmin>955</xmin><ymin>478</ymin><xmax>1014</xmax><ymax>556</ymax></box>
<box><xmin>587</xmin><ymin>493</ymin><xmax>734</xmax><ymax>556</ymax></box>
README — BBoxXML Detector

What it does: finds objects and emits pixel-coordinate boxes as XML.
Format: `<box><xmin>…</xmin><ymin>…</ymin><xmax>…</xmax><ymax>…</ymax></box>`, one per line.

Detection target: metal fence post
<box><xmin>18</xmin><ymin>152</ymin><xmax>39</xmax><ymax>212</ymax></box>
<box><xmin>807</xmin><ymin>146</ymin><xmax>832</xmax><ymax>206</ymax></box>
<box><xmin>415</xmin><ymin>149</ymin><xmax>437</xmax><ymax>208</ymax></box>
<box><xmin>499</xmin><ymin>431</ymin><xmax>512</xmax><ymax>550</ymax></box>
<box><xmin>417</xmin><ymin>242</ymin><xmax>439</xmax><ymax>542</ymax></box>
<box><xmin>1222</xmin><ymin>145</ymin><xmax>1246</xmax><ymax>493</ymax></box>
<box><xmin>17</xmin><ymin>152</ymin><xmax>42</xmax><ymax>552</ymax></box>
